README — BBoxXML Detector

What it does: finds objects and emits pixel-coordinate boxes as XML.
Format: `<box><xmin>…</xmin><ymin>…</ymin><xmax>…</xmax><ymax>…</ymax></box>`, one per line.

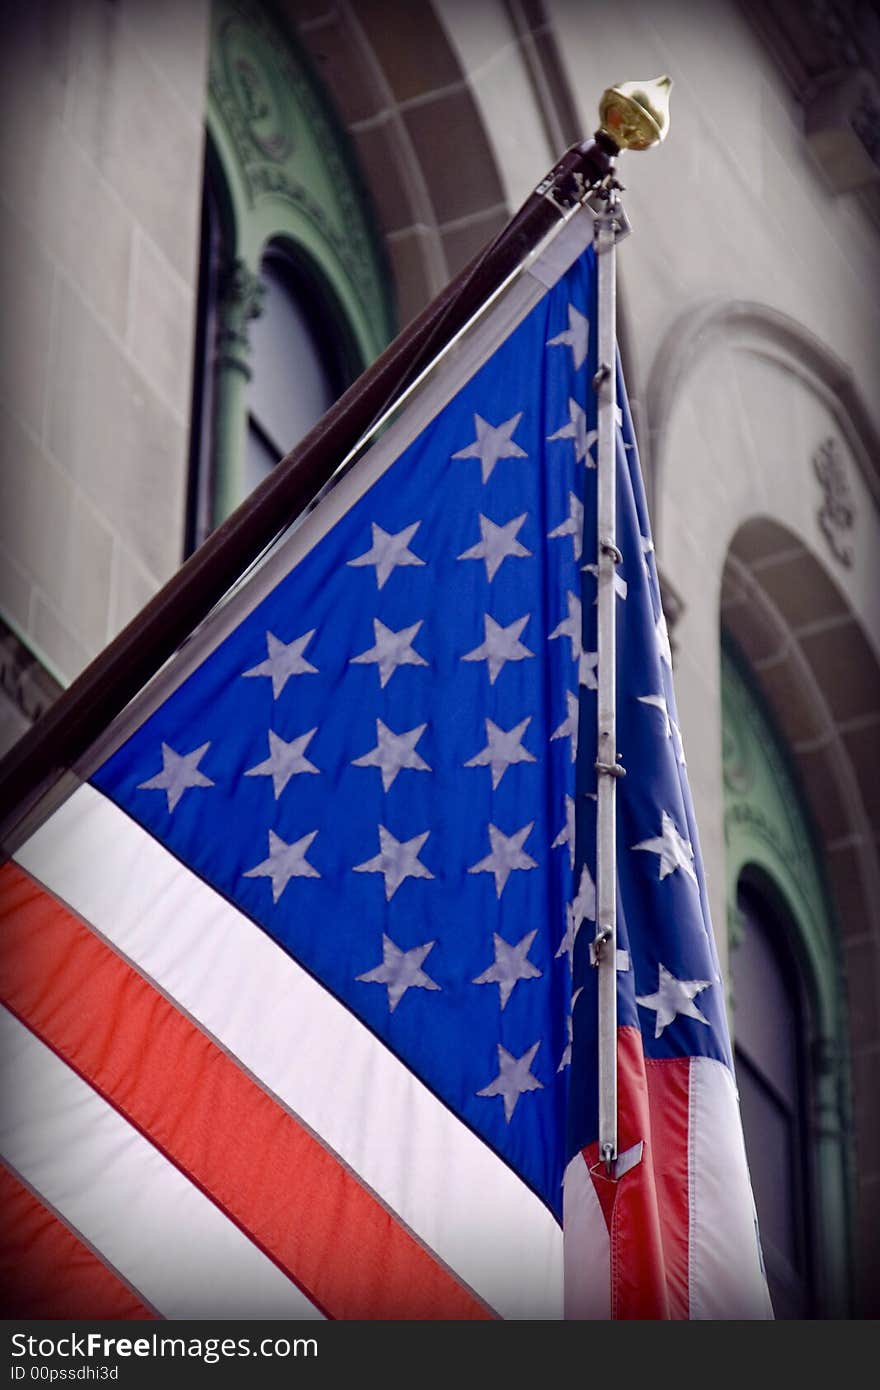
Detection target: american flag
<box><xmin>0</xmin><ymin>211</ymin><xmax>771</xmax><ymax>1319</ymax></box>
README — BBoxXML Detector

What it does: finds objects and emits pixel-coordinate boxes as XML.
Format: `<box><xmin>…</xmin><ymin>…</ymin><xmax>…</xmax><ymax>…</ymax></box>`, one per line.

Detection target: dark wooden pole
<box><xmin>0</xmin><ymin>134</ymin><xmax>618</xmax><ymax>849</ymax></box>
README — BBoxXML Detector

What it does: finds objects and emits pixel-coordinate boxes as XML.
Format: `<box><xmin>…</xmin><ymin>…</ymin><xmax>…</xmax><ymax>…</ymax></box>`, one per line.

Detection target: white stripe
<box><xmin>0</xmin><ymin>1008</ymin><xmax>323</xmax><ymax>1320</ymax></box>
<box><xmin>688</xmin><ymin>1056</ymin><xmax>774</xmax><ymax>1319</ymax></box>
<box><xmin>562</xmin><ymin>1152</ymin><xmax>610</xmax><ymax>1319</ymax></box>
<box><xmin>16</xmin><ymin>784</ymin><xmax>564</xmax><ymax>1320</ymax></box>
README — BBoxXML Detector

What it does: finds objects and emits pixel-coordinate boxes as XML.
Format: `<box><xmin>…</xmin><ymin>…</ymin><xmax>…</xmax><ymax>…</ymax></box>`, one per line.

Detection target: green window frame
<box><xmin>722</xmin><ymin>638</ymin><xmax>853</xmax><ymax>1316</ymax></box>
<box><xmin>188</xmin><ymin>0</ymin><xmax>395</xmax><ymax>549</ymax></box>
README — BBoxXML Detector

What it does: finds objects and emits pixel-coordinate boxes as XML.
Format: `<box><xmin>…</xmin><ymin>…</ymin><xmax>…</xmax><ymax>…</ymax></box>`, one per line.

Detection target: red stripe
<box><xmin>585</xmin><ymin>1026</ymin><xmax>673</xmax><ymax>1319</ymax></box>
<box><xmin>0</xmin><ymin>1161</ymin><xmax>155</xmax><ymax>1319</ymax></box>
<box><xmin>0</xmin><ymin>862</ymin><xmax>491</xmax><ymax>1320</ymax></box>
<box><xmin>645</xmin><ymin>1057</ymin><xmax>691</xmax><ymax>1319</ymax></box>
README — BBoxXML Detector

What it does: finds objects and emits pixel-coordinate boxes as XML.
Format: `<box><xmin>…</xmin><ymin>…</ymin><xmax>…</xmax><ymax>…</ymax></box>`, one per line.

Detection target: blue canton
<box><xmin>93</xmin><ymin>244</ymin><xmax>732</xmax><ymax>1222</ymax></box>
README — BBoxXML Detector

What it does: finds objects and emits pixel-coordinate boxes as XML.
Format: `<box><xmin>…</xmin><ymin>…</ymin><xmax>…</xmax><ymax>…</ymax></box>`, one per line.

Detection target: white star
<box><xmin>452</xmin><ymin>412</ymin><xmax>527</xmax><ymax>483</ymax></box>
<box><xmin>473</xmin><ymin>930</ymin><xmax>542</xmax><ymax>1010</ymax></box>
<box><xmin>571</xmin><ymin>863</ymin><xmax>597</xmax><ymax>933</ymax></box>
<box><xmin>579</xmin><ymin>648</ymin><xmax>599</xmax><ymax>690</ymax></box>
<box><xmin>354</xmin><ymin>825</ymin><xmax>435</xmax><ymax>900</ymax></box>
<box><xmin>670</xmin><ymin>717</ymin><xmax>685</xmax><ymax>765</ymax></box>
<box><xmin>548</xmin><ymin>492</ymin><xmax>584</xmax><ymax>562</ymax></box>
<box><xmin>458</xmin><ymin>513</ymin><xmax>530</xmax><ymax>582</ymax></box>
<box><xmin>551</xmin><ymin>690</ymin><xmax>579</xmax><ymax>763</ymax></box>
<box><xmin>636</xmin><ymin>962</ymin><xmax>714</xmax><ymax>1039</ymax></box>
<box><xmin>357</xmin><ymin>935</ymin><xmax>440</xmax><ymax>1013</ymax></box>
<box><xmin>555</xmin><ymin>865</ymin><xmax>596</xmax><ymax>967</ymax></box>
<box><xmin>547</xmin><ymin>398</ymin><xmax>597</xmax><ymax>465</ymax></box>
<box><xmin>347</xmin><ymin>521</ymin><xmax>425</xmax><ymax>589</ymax></box>
<box><xmin>137</xmin><ymin>741</ymin><xmax>214</xmax><ymax>813</ymax></box>
<box><xmin>558</xmin><ymin>1015</ymin><xmax>574</xmax><ymax>1073</ymax></box>
<box><xmin>461</xmin><ymin>613</ymin><xmax>533</xmax><ymax>685</ymax></box>
<box><xmin>638</xmin><ymin>692</ymin><xmax>671</xmax><ymax>737</ymax></box>
<box><xmin>552</xmin><ymin>794</ymin><xmax>576</xmax><ymax>869</ymax></box>
<box><xmin>465</xmin><ymin>716</ymin><xmax>536</xmax><ymax>789</ymax></box>
<box><xmin>352</xmin><ymin>719</ymin><xmax>431</xmax><ymax>791</ymax></box>
<box><xmin>477</xmin><ymin>1041</ymin><xmax>543</xmax><ymax>1123</ymax></box>
<box><xmin>350</xmin><ymin>618</ymin><xmax>428</xmax><ymax>688</ymax></box>
<box><xmin>243</xmin><ymin>828</ymin><xmax>320</xmax><ymax>903</ymax></box>
<box><xmin>547</xmin><ymin>304</ymin><xmax>590</xmax><ymax>370</ymax></box>
<box><xmin>468</xmin><ymin>821</ymin><xmax>537</xmax><ymax>898</ymax></box>
<box><xmin>549</xmin><ymin>590</ymin><xmax>582</xmax><ymax>663</ymax></box>
<box><xmin>243</xmin><ymin>630</ymin><xmax>317</xmax><ymax>698</ymax></box>
<box><xmin>632</xmin><ymin>810</ymin><xmax>698</xmax><ymax>884</ymax></box>
<box><xmin>637</xmin><ymin>694</ymin><xmax>687</xmax><ymax>764</ymax></box>
<box><xmin>244</xmin><ymin>728</ymin><xmax>319</xmax><ymax>798</ymax></box>
<box><xmin>556</xmin><ymin>910</ymin><xmax>577</xmax><ymax>971</ymax></box>
<box><xmin>656</xmin><ymin>610</ymin><xmax>673</xmax><ymax>668</ymax></box>
<box><xmin>583</xmin><ymin>563</ymin><xmax>628</xmax><ymax>601</ymax></box>
<box><xmin>640</xmin><ymin>533</ymin><xmax>655</xmax><ymax>574</ymax></box>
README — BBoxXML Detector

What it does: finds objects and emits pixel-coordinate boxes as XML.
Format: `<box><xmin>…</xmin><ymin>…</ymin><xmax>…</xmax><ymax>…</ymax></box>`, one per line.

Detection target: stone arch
<box><xmin>721</xmin><ymin>519</ymin><xmax>879</xmax><ymax>953</ymax></box>
<box><xmin>645</xmin><ymin>298</ymin><xmax>880</xmax><ymax>524</ymax></box>
<box><xmin>282</xmin><ymin>0</ymin><xmax>575</xmax><ymax>324</ymax></box>
<box><xmin>279</xmin><ymin>0</ymin><xmax>506</xmax><ymax>322</ymax></box>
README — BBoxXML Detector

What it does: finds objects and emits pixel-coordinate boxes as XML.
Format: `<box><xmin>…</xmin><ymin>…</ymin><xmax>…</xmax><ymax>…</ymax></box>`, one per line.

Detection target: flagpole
<box><xmin>0</xmin><ymin>134</ymin><xmax>621</xmax><ymax>851</ymax></box>
<box><xmin>585</xmin><ymin>79</ymin><xmax>672</xmax><ymax>1176</ymax></box>
<box><xmin>592</xmin><ymin>186</ymin><xmax>622</xmax><ymax>1171</ymax></box>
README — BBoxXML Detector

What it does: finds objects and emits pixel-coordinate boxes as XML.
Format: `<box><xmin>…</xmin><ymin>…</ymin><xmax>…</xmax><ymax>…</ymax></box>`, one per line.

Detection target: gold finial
<box><xmin>598</xmin><ymin>75</ymin><xmax>672</xmax><ymax>151</ymax></box>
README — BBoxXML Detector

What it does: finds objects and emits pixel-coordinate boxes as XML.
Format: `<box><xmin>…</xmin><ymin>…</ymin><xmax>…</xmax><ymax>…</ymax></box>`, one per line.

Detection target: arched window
<box><xmin>186</xmin><ymin>0</ymin><xmax>394</xmax><ymax>554</ymax></box>
<box><xmin>722</xmin><ymin>641</ymin><xmax>853</xmax><ymax>1318</ymax></box>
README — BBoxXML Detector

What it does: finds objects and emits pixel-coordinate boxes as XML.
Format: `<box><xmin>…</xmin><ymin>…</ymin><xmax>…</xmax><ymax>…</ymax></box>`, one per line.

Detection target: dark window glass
<box><xmin>732</xmin><ymin>878</ymin><xmax>815</xmax><ymax>1319</ymax></box>
<box><xmin>185</xmin><ymin>162</ymin><xmax>226</xmax><ymax>555</ymax></box>
<box><xmin>246</xmin><ymin>252</ymin><xmax>342</xmax><ymax>476</ymax></box>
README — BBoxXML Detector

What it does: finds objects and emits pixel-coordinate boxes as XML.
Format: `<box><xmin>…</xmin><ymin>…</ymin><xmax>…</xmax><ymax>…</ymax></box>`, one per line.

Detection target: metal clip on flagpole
<box><xmin>588</xmin><ymin>77</ymin><xmax>672</xmax><ymax>1179</ymax></box>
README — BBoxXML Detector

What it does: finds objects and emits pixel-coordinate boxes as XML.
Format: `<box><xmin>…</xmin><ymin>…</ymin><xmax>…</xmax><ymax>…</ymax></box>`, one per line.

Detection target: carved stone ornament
<box><xmin>0</xmin><ymin>620</ymin><xmax>61</xmax><ymax>729</ymax></box>
<box><xmin>221</xmin><ymin>258</ymin><xmax>265</xmax><ymax>322</ymax></box>
<box><xmin>722</xmin><ymin>717</ymin><xmax>754</xmax><ymax>797</ymax></box>
<box><xmin>813</xmin><ymin>437</ymin><xmax>855</xmax><ymax>567</ymax></box>
<box><xmin>208</xmin><ymin>0</ymin><xmax>385</xmax><ymax>325</ymax></box>
<box><xmin>229</xmin><ymin>47</ymin><xmax>294</xmax><ymax>164</ymax></box>
<box><xmin>215</xmin><ymin>258</ymin><xmax>265</xmax><ymax>378</ymax></box>
<box><xmin>805</xmin><ymin>66</ymin><xmax>880</xmax><ymax>191</ymax></box>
